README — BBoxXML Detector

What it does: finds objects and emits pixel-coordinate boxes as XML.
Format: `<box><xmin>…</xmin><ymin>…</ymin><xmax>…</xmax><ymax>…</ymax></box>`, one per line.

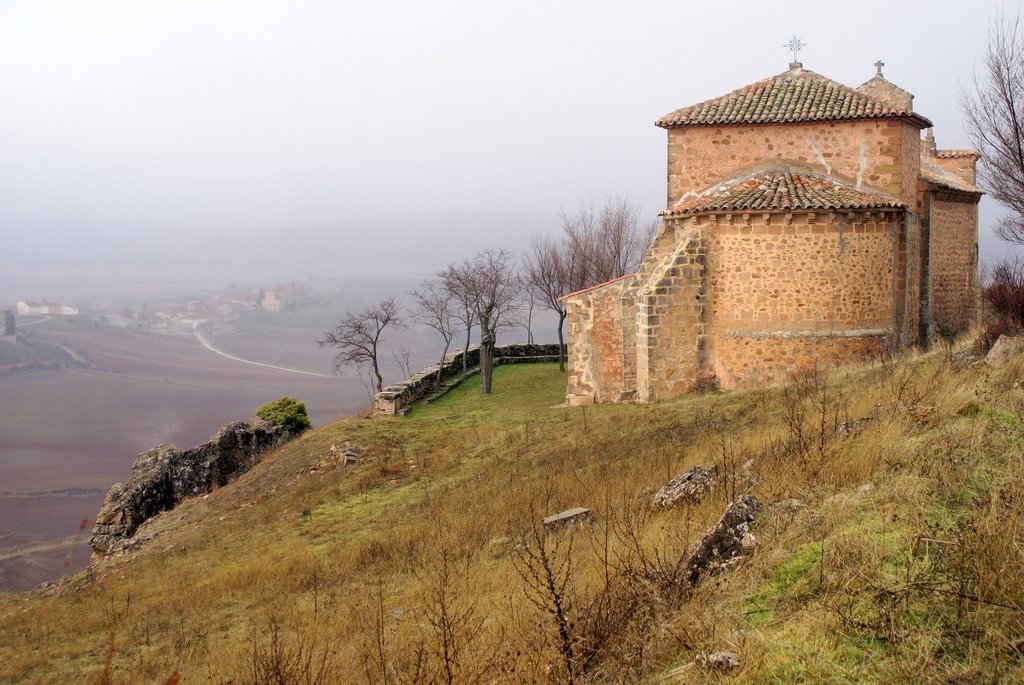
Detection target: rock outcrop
<box><xmin>985</xmin><ymin>335</ymin><xmax>1023</xmax><ymax>368</ymax></box>
<box><xmin>90</xmin><ymin>418</ymin><xmax>294</xmax><ymax>557</ymax></box>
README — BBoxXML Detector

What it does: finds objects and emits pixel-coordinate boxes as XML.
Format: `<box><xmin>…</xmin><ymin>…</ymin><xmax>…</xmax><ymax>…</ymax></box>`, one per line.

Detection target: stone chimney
<box><xmin>922</xmin><ymin>128</ymin><xmax>937</xmax><ymax>159</ymax></box>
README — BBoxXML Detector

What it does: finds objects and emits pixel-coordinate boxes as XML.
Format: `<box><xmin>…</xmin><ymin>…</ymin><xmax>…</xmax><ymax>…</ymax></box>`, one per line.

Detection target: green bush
<box><xmin>255</xmin><ymin>397</ymin><xmax>311</xmax><ymax>433</ymax></box>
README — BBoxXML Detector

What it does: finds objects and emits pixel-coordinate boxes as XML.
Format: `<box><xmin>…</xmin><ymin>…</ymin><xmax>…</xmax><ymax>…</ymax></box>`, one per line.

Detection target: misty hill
<box><xmin>2</xmin><ymin>343</ymin><xmax>1024</xmax><ymax>682</ymax></box>
<box><xmin>1</xmin><ymin>211</ymin><xmax>555</xmax><ymax>307</ymax></box>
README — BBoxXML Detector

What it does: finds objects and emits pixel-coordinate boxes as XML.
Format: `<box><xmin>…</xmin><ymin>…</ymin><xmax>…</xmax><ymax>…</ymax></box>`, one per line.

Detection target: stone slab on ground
<box><xmin>543</xmin><ymin>507</ymin><xmax>594</xmax><ymax>529</ymax></box>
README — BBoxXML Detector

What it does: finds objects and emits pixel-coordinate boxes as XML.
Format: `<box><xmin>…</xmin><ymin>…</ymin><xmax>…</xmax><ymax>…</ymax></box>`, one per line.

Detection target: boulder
<box><xmin>90</xmin><ymin>418</ymin><xmax>293</xmax><ymax>557</ymax></box>
<box><xmin>985</xmin><ymin>335</ymin><xmax>1023</xmax><ymax>368</ymax></box>
<box><xmin>652</xmin><ymin>465</ymin><xmax>717</xmax><ymax>508</ymax></box>
<box><xmin>685</xmin><ymin>495</ymin><xmax>762</xmax><ymax>585</ymax></box>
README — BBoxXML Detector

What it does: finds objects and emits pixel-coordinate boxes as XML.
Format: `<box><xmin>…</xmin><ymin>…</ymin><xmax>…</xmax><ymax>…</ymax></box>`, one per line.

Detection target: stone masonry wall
<box><xmin>634</xmin><ymin>222</ymin><xmax>710</xmax><ymax>401</ymax></box>
<box><xmin>932</xmin><ymin>156</ymin><xmax>978</xmax><ymax>187</ymax></box>
<box><xmin>929</xmin><ymin>197</ymin><xmax>979</xmax><ymax>333</ymax></box>
<box><xmin>373</xmin><ymin>343</ymin><xmax>562</xmax><ymax>415</ymax></box>
<box><xmin>565</xmin><ymin>279</ymin><xmax>632</xmax><ymax>405</ymax></box>
<box><xmin>706</xmin><ymin>210</ymin><xmax>901</xmax><ymax>387</ymax></box>
<box><xmin>901</xmin><ymin>214</ymin><xmax>922</xmax><ymax>347</ymax></box>
<box><xmin>713</xmin><ymin>334</ymin><xmax>890</xmax><ymax>387</ymax></box>
<box><xmin>667</xmin><ymin>119</ymin><xmax>918</xmax><ymax>208</ymax></box>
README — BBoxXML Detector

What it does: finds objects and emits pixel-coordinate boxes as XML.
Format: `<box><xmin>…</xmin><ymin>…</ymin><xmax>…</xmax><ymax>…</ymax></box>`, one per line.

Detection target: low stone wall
<box><xmin>373</xmin><ymin>343</ymin><xmax>561</xmax><ymax>416</ymax></box>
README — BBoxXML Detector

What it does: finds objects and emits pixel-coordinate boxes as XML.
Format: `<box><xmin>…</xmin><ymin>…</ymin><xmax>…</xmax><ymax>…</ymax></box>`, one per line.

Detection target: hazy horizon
<box><xmin>3</xmin><ymin>0</ymin><xmax>1022</xmax><ymax>308</ymax></box>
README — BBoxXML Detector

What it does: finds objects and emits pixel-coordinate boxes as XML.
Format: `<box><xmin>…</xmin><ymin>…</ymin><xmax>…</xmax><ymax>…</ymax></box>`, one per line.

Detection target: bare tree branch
<box><xmin>524</xmin><ymin>197</ymin><xmax>655</xmax><ymax>371</ymax></box>
<box><xmin>440</xmin><ymin>249</ymin><xmax>522</xmax><ymax>395</ymax></box>
<box><xmin>962</xmin><ymin>12</ymin><xmax>1024</xmax><ymax>243</ymax></box>
<box><xmin>410</xmin><ymin>279</ymin><xmax>458</xmax><ymax>390</ymax></box>
<box><xmin>317</xmin><ymin>297</ymin><xmax>405</xmax><ymax>392</ymax></box>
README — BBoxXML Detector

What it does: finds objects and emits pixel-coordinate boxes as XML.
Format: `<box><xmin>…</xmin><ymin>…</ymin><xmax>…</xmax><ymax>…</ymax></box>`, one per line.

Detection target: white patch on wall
<box><xmin>807</xmin><ymin>139</ymin><xmax>831</xmax><ymax>175</ymax></box>
<box><xmin>856</xmin><ymin>143</ymin><xmax>867</xmax><ymax>189</ymax></box>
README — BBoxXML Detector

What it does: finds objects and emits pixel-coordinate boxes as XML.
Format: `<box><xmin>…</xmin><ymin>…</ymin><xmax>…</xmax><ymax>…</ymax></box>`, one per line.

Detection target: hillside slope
<box><xmin>2</xmin><ymin>347</ymin><xmax>1023</xmax><ymax>683</ymax></box>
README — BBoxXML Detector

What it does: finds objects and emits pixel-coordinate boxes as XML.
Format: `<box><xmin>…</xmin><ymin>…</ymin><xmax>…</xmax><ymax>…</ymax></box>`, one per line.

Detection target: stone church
<box><xmin>563</xmin><ymin>60</ymin><xmax>981</xmax><ymax>404</ymax></box>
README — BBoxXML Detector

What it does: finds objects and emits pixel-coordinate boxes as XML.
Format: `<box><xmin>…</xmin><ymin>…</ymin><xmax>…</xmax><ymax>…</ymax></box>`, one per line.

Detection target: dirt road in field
<box><xmin>192</xmin><ymin>330</ymin><xmax>335</xmax><ymax>378</ymax></box>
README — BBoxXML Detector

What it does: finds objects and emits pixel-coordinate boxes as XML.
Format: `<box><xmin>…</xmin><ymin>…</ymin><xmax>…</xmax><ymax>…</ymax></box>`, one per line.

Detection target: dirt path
<box><xmin>191</xmin><ymin>330</ymin><xmax>336</xmax><ymax>378</ymax></box>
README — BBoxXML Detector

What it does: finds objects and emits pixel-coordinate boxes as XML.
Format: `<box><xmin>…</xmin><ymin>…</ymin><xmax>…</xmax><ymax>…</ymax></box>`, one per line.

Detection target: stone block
<box><xmin>543</xmin><ymin>507</ymin><xmax>594</xmax><ymax>529</ymax></box>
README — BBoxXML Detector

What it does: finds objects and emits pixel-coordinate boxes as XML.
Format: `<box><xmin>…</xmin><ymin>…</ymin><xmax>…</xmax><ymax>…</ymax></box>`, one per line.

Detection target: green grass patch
<box><xmin>407</xmin><ymin>362</ymin><xmax>566</xmax><ymax>424</ymax></box>
<box><xmin>957</xmin><ymin>401</ymin><xmax>1022</xmax><ymax>431</ymax></box>
<box><xmin>744</xmin><ymin>542</ymin><xmax>824</xmax><ymax>625</ymax></box>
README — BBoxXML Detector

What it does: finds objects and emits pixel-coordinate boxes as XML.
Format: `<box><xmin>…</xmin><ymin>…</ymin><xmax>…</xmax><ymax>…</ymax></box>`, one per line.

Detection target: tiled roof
<box><xmin>935</xmin><ymin>149</ymin><xmax>979</xmax><ymax>159</ymax></box>
<box><xmin>920</xmin><ymin>162</ymin><xmax>982</xmax><ymax>194</ymax></box>
<box><xmin>559</xmin><ymin>273</ymin><xmax>637</xmax><ymax>301</ymax></box>
<box><xmin>662</xmin><ymin>167</ymin><xmax>905</xmax><ymax>216</ymax></box>
<box><xmin>656</xmin><ymin>66</ymin><xmax>930</xmax><ymax>128</ymax></box>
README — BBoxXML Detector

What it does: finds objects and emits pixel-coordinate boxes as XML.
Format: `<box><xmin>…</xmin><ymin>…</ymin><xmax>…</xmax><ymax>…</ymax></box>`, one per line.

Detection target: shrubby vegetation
<box><xmin>254</xmin><ymin>396</ymin><xmax>311</xmax><ymax>433</ymax></box>
<box><xmin>4</xmin><ymin>338</ymin><xmax>1024</xmax><ymax>683</ymax></box>
<box><xmin>981</xmin><ymin>257</ymin><xmax>1024</xmax><ymax>348</ymax></box>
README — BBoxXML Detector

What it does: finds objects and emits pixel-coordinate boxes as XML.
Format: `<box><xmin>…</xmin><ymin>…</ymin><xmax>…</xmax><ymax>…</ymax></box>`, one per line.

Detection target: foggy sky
<box><xmin>1</xmin><ymin>0</ymin><xmax>1018</xmax><ymax>295</ymax></box>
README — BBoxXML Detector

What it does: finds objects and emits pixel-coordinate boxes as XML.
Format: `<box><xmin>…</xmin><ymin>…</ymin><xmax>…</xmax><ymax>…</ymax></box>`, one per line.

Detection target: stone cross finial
<box><xmin>784</xmin><ymin>36</ymin><xmax>806</xmax><ymax>64</ymax></box>
<box><xmin>874</xmin><ymin>59</ymin><xmax>885</xmax><ymax>77</ymax></box>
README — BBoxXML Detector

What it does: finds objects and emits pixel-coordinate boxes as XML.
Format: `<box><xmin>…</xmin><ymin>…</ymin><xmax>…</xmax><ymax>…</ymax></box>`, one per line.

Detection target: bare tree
<box><xmin>562</xmin><ymin>197</ymin><xmax>654</xmax><ymax>285</ymax></box>
<box><xmin>520</xmin><ymin>279</ymin><xmax>536</xmax><ymax>345</ymax></box>
<box><xmin>525</xmin><ymin>198</ymin><xmax>653</xmax><ymax>372</ymax></box>
<box><xmin>441</xmin><ymin>249</ymin><xmax>521</xmax><ymax>395</ymax></box>
<box><xmin>449</xmin><ymin>283</ymin><xmax>477</xmax><ymax>380</ymax></box>
<box><xmin>522</xmin><ymin>234</ymin><xmax>576</xmax><ymax>372</ymax></box>
<box><xmin>962</xmin><ymin>14</ymin><xmax>1024</xmax><ymax>243</ymax></box>
<box><xmin>410</xmin><ymin>279</ymin><xmax>457</xmax><ymax>391</ymax></box>
<box><xmin>318</xmin><ymin>297</ymin><xmax>404</xmax><ymax>393</ymax></box>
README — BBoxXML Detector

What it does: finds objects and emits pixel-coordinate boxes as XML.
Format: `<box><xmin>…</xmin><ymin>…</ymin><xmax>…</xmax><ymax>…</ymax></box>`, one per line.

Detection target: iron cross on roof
<box><xmin>783</xmin><ymin>35</ymin><xmax>806</xmax><ymax>64</ymax></box>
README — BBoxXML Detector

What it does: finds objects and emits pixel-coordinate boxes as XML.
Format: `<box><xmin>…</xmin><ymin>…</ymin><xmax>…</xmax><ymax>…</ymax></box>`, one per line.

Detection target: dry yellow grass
<box><xmin>1</xmin><ymin>346</ymin><xmax>1023</xmax><ymax>684</ymax></box>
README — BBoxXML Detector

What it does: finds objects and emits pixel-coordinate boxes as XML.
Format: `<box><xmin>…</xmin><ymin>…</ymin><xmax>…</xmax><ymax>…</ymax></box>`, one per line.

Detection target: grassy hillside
<box><xmin>2</xmin><ymin>346</ymin><xmax>1023</xmax><ymax>683</ymax></box>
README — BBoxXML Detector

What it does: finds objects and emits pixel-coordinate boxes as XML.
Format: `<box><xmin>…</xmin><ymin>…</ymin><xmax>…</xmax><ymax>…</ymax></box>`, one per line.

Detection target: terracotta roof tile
<box><xmin>656</xmin><ymin>67</ymin><xmax>930</xmax><ymax>128</ymax></box>
<box><xmin>920</xmin><ymin>162</ymin><xmax>982</xmax><ymax>194</ymax></box>
<box><xmin>935</xmin><ymin>149</ymin><xmax>979</xmax><ymax>159</ymax></box>
<box><xmin>559</xmin><ymin>273</ymin><xmax>637</xmax><ymax>301</ymax></box>
<box><xmin>662</xmin><ymin>167</ymin><xmax>905</xmax><ymax>216</ymax></box>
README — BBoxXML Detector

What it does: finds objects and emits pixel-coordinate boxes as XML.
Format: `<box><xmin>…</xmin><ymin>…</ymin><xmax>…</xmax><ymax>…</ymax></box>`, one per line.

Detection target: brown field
<box><xmin>0</xmin><ymin>326</ymin><xmax>373</xmax><ymax>594</ymax></box>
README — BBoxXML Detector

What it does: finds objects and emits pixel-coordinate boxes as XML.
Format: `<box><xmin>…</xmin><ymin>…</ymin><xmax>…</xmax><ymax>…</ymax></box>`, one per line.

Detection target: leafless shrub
<box><xmin>980</xmin><ymin>257</ymin><xmax>1024</xmax><ymax>350</ymax></box>
<box><xmin>413</xmin><ymin>546</ymin><xmax>488</xmax><ymax>684</ymax></box>
<box><xmin>248</xmin><ymin>616</ymin><xmax>335</xmax><ymax>685</ymax></box>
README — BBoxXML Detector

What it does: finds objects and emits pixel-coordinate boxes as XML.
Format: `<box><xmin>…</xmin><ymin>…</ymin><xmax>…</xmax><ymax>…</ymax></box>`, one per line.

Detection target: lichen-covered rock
<box><xmin>90</xmin><ymin>418</ymin><xmax>293</xmax><ymax>557</ymax></box>
<box><xmin>652</xmin><ymin>465</ymin><xmax>717</xmax><ymax>508</ymax></box>
<box><xmin>685</xmin><ymin>495</ymin><xmax>762</xmax><ymax>585</ymax></box>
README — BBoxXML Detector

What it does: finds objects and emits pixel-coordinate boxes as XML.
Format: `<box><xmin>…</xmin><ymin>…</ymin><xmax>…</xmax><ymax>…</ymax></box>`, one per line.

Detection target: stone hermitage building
<box><xmin>562</xmin><ymin>61</ymin><xmax>982</xmax><ymax>405</ymax></box>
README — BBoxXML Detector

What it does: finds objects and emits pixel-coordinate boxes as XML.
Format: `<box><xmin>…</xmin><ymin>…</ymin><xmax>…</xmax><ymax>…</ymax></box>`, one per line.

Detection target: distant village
<box><xmin>4</xmin><ymin>281</ymin><xmax>307</xmax><ymax>333</ymax></box>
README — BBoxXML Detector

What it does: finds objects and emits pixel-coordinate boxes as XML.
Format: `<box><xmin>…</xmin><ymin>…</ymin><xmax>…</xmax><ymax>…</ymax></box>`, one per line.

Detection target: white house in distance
<box><xmin>16</xmin><ymin>300</ymin><xmax>79</xmax><ymax>316</ymax></box>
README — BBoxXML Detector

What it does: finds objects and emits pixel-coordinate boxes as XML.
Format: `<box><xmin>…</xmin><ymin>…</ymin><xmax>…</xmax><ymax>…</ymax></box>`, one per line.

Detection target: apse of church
<box><xmin>562</xmin><ymin>53</ymin><xmax>981</xmax><ymax>405</ymax></box>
